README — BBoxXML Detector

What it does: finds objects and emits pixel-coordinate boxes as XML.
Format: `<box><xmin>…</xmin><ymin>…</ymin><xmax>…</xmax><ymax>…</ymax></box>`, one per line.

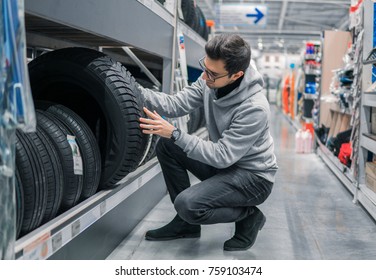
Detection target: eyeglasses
<box><xmin>198</xmin><ymin>57</ymin><xmax>229</xmax><ymax>82</ymax></box>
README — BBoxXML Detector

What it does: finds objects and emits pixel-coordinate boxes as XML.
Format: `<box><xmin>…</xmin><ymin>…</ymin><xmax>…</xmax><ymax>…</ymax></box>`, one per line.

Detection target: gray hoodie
<box><xmin>140</xmin><ymin>65</ymin><xmax>278</xmax><ymax>183</ymax></box>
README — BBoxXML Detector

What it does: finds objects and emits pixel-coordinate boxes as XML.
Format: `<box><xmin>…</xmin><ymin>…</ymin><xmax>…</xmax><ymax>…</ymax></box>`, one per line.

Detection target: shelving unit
<box><xmin>317</xmin><ymin>140</ymin><xmax>357</xmax><ymax>195</ymax></box>
<box><xmin>15</xmin><ymin>159</ymin><xmax>163</xmax><ymax>260</ymax></box>
<box><xmin>16</xmin><ymin>0</ymin><xmax>209</xmax><ymax>260</ymax></box>
<box><xmin>356</xmin><ymin>0</ymin><xmax>376</xmax><ymax>219</ymax></box>
<box><xmin>303</xmin><ymin>93</ymin><xmax>319</xmax><ymax>100</ymax></box>
<box><xmin>363</xmin><ymin>92</ymin><xmax>376</xmax><ymax>106</ymax></box>
<box><xmin>25</xmin><ymin>0</ymin><xmax>206</xmax><ymax>91</ymax></box>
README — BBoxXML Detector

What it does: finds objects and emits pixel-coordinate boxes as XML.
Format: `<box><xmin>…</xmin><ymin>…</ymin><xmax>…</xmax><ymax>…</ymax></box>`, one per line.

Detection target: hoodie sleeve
<box><xmin>139</xmin><ymin>78</ymin><xmax>204</xmax><ymax>118</ymax></box>
<box><xmin>174</xmin><ymin>105</ymin><xmax>268</xmax><ymax>169</ymax></box>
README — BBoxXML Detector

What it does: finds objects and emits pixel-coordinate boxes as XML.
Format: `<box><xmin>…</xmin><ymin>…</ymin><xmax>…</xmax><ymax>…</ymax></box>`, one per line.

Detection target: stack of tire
<box><xmin>15</xmin><ymin>48</ymin><xmax>157</xmax><ymax>237</ymax></box>
<box><xmin>15</xmin><ymin>104</ymin><xmax>101</xmax><ymax>237</ymax></box>
<box><xmin>181</xmin><ymin>0</ymin><xmax>209</xmax><ymax>41</ymax></box>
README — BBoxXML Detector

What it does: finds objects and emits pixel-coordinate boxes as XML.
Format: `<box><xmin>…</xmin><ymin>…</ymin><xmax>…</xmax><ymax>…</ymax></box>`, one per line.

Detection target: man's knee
<box><xmin>155</xmin><ymin>137</ymin><xmax>173</xmax><ymax>157</ymax></box>
<box><xmin>174</xmin><ymin>193</ymin><xmax>204</xmax><ymax>224</ymax></box>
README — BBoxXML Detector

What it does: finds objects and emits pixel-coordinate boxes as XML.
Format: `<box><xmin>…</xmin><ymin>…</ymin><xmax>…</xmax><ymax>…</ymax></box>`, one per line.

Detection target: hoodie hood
<box><xmin>213</xmin><ymin>64</ymin><xmax>264</xmax><ymax>107</ymax></box>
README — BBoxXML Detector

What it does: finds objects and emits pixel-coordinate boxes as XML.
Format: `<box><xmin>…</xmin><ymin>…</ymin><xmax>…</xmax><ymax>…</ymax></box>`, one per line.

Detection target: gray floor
<box><xmin>107</xmin><ymin>106</ymin><xmax>376</xmax><ymax>260</ymax></box>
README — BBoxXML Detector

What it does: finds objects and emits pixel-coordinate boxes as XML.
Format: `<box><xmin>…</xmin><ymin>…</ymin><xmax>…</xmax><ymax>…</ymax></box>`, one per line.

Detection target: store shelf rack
<box><xmin>17</xmin><ymin>0</ymin><xmax>209</xmax><ymax>259</ymax></box>
<box><xmin>303</xmin><ymin>93</ymin><xmax>319</xmax><ymax>100</ymax></box>
<box><xmin>360</xmin><ymin>134</ymin><xmax>376</xmax><ymax>155</ymax></box>
<box><xmin>363</xmin><ymin>92</ymin><xmax>376</xmax><ymax>107</ymax></box>
<box><xmin>356</xmin><ymin>0</ymin><xmax>376</xmax><ymax>220</ymax></box>
<box><xmin>25</xmin><ymin>0</ymin><xmax>206</xmax><ymax>91</ymax></box>
<box><xmin>15</xmin><ymin>158</ymin><xmax>163</xmax><ymax>260</ymax></box>
<box><xmin>15</xmin><ymin>127</ymin><xmax>209</xmax><ymax>260</ymax></box>
<box><xmin>317</xmin><ymin>141</ymin><xmax>357</xmax><ymax>196</ymax></box>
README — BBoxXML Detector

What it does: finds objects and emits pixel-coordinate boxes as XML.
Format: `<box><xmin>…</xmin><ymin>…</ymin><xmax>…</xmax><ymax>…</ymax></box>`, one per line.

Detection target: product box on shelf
<box><xmin>371</xmin><ymin>107</ymin><xmax>376</xmax><ymax>134</ymax></box>
<box><xmin>366</xmin><ymin>161</ymin><xmax>376</xmax><ymax>193</ymax></box>
<box><xmin>365</xmin><ymin>173</ymin><xmax>376</xmax><ymax>192</ymax></box>
<box><xmin>366</xmin><ymin>161</ymin><xmax>376</xmax><ymax>179</ymax></box>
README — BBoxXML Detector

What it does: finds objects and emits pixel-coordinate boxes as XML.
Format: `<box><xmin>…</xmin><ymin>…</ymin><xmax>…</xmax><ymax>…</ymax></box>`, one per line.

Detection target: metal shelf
<box><xmin>25</xmin><ymin>0</ymin><xmax>206</xmax><ymax>68</ymax></box>
<box><xmin>304</xmin><ymin>54</ymin><xmax>319</xmax><ymax>61</ymax></box>
<box><xmin>363</xmin><ymin>92</ymin><xmax>376</xmax><ymax>107</ymax></box>
<box><xmin>14</xmin><ymin>128</ymin><xmax>209</xmax><ymax>260</ymax></box>
<box><xmin>303</xmin><ymin>93</ymin><xmax>318</xmax><ymax>100</ymax></box>
<box><xmin>15</xmin><ymin>159</ymin><xmax>162</xmax><ymax>260</ymax></box>
<box><xmin>329</xmin><ymin>103</ymin><xmax>352</xmax><ymax>116</ymax></box>
<box><xmin>357</xmin><ymin>184</ymin><xmax>376</xmax><ymax>221</ymax></box>
<box><xmin>317</xmin><ymin>144</ymin><xmax>356</xmax><ymax>195</ymax></box>
<box><xmin>360</xmin><ymin>134</ymin><xmax>376</xmax><ymax>154</ymax></box>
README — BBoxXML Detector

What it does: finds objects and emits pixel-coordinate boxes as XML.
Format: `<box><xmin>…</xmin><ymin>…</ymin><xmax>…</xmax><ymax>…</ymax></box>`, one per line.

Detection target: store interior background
<box><xmin>3</xmin><ymin>0</ymin><xmax>376</xmax><ymax>260</ymax></box>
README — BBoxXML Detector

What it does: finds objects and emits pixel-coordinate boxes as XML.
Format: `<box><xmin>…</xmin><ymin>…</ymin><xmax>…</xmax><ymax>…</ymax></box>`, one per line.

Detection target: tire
<box><xmin>28</xmin><ymin>48</ymin><xmax>147</xmax><ymax>188</ymax></box>
<box><xmin>28</xmin><ymin>127</ymin><xmax>64</xmax><ymax>224</ymax></box>
<box><xmin>144</xmin><ymin>135</ymin><xmax>160</xmax><ymax>163</ymax></box>
<box><xmin>195</xmin><ymin>7</ymin><xmax>205</xmax><ymax>37</ymax></box>
<box><xmin>181</xmin><ymin>0</ymin><xmax>197</xmax><ymax>28</ymax></box>
<box><xmin>16</xmin><ymin>130</ymin><xmax>48</xmax><ymax>236</ymax></box>
<box><xmin>36</xmin><ymin>110</ymin><xmax>83</xmax><ymax>211</ymax></box>
<box><xmin>197</xmin><ymin>6</ymin><xmax>209</xmax><ymax>40</ymax></box>
<box><xmin>40</xmin><ymin>103</ymin><xmax>102</xmax><ymax>201</ymax></box>
<box><xmin>138</xmin><ymin>134</ymin><xmax>160</xmax><ymax>166</ymax></box>
<box><xmin>136</xmin><ymin>78</ymin><xmax>160</xmax><ymax>91</ymax></box>
<box><xmin>15</xmin><ymin>170</ymin><xmax>24</xmax><ymax>238</ymax></box>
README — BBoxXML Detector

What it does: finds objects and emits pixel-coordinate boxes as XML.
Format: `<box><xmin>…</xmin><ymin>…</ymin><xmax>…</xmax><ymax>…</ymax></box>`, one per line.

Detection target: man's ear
<box><xmin>231</xmin><ymin>71</ymin><xmax>244</xmax><ymax>81</ymax></box>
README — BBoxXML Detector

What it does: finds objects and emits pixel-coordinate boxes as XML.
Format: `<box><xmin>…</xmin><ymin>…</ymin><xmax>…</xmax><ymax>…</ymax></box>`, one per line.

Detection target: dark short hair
<box><xmin>205</xmin><ymin>34</ymin><xmax>251</xmax><ymax>75</ymax></box>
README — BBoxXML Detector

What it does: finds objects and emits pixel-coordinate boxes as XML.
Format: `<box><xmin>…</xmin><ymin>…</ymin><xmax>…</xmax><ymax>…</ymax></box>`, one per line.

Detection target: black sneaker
<box><xmin>223</xmin><ymin>207</ymin><xmax>266</xmax><ymax>251</ymax></box>
<box><xmin>145</xmin><ymin>214</ymin><xmax>201</xmax><ymax>241</ymax></box>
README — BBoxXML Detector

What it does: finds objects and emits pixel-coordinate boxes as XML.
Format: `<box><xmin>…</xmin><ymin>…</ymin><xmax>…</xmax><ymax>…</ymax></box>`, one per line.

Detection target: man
<box><xmin>138</xmin><ymin>34</ymin><xmax>277</xmax><ymax>251</ymax></box>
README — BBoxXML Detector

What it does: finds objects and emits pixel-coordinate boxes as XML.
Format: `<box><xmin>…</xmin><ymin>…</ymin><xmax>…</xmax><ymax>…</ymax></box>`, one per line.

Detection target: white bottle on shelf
<box><xmin>295</xmin><ymin>129</ymin><xmax>304</xmax><ymax>153</ymax></box>
<box><xmin>303</xmin><ymin>130</ymin><xmax>313</xmax><ymax>153</ymax></box>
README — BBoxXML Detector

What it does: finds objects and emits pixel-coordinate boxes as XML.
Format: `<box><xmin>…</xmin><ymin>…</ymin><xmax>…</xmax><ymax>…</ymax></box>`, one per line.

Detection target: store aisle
<box><xmin>107</xmin><ymin>106</ymin><xmax>376</xmax><ymax>260</ymax></box>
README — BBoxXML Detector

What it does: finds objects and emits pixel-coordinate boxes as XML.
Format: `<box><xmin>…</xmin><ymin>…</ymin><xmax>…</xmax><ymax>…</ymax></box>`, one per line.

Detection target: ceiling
<box><xmin>196</xmin><ymin>0</ymin><xmax>351</xmax><ymax>55</ymax></box>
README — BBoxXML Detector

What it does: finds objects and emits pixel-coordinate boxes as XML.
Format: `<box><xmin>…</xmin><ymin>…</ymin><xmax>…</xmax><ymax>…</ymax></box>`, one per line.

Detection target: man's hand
<box><xmin>139</xmin><ymin>107</ymin><xmax>176</xmax><ymax>139</ymax></box>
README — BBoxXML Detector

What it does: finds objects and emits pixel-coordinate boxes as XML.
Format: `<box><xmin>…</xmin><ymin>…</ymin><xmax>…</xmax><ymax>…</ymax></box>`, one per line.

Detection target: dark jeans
<box><xmin>156</xmin><ymin>138</ymin><xmax>273</xmax><ymax>225</ymax></box>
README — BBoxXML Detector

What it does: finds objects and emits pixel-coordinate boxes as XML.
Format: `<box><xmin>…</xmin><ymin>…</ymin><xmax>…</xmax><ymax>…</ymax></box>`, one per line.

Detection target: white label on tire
<box><xmin>67</xmin><ymin>135</ymin><xmax>83</xmax><ymax>175</ymax></box>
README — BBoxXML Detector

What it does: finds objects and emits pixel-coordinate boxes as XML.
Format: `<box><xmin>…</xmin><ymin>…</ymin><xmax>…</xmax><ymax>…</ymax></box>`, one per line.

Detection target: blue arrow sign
<box><xmin>246</xmin><ymin>8</ymin><xmax>264</xmax><ymax>24</ymax></box>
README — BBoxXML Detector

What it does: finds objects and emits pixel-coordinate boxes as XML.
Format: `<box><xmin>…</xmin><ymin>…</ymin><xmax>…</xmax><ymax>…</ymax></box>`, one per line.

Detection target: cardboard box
<box><xmin>366</xmin><ymin>162</ymin><xmax>376</xmax><ymax>179</ymax></box>
<box><xmin>365</xmin><ymin>173</ymin><xmax>376</xmax><ymax>193</ymax></box>
<box><xmin>365</xmin><ymin>162</ymin><xmax>376</xmax><ymax>193</ymax></box>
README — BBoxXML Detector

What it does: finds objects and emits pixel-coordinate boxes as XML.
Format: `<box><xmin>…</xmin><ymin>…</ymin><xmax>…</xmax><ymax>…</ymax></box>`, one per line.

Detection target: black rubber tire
<box><xmin>36</xmin><ymin>110</ymin><xmax>83</xmax><ymax>211</ymax></box>
<box><xmin>182</xmin><ymin>0</ymin><xmax>197</xmax><ymax>28</ymax></box>
<box><xmin>195</xmin><ymin>7</ymin><xmax>205</xmax><ymax>37</ymax></box>
<box><xmin>144</xmin><ymin>135</ymin><xmax>160</xmax><ymax>163</ymax></box>
<box><xmin>135</xmin><ymin>78</ymin><xmax>161</xmax><ymax>91</ymax></box>
<box><xmin>41</xmin><ymin>103</ymin><xmax>102</xmax><ymax>201</ymax></box>
<box><xmin>197</xmin><ymin>6</ymin><xmax>209</xmax><ymax>40</ymax></box>
<box><xmin>28</xmin><ymin>47</ymin><xmax>147</xmax><ymax>188</ymax></box>
<box><xmin>138</xmin><ymin>134</ymin><xmax>160</xmax><ymax>166</ymax></box>
<box><xmin>28</xmin><ymin>127</ymin><xmax>64</xmax><ymax>224</ymax></box>
<box><xmin>16</xmin><ymin>130</ymin><xmax>47</xmax><ymax>236</ymax></box>
<box><xmin>15</xmin><ymin>170</ymin><xmax>24</xmax><ymax>238</ymax></box>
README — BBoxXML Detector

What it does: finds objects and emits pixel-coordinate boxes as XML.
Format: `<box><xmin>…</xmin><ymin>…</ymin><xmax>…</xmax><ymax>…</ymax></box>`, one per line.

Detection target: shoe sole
<box><xmin>145</xmin><ymin>232</ymin><xmax>201</xmax><ymax>241</ymax></box>
<box><xmin>223</xmin><ymin>215</ymin><xmax>266</xmax><ymax>251</ymax></box>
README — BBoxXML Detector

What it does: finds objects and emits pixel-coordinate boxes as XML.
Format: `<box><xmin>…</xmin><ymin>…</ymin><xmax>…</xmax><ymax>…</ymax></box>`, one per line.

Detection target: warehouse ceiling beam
<box><xmin>278</xmin><ymin>0</ymin><xmax>289</xmax><ymax>31</ymax></box>
<box><xmin>216</xmin><ymin>29</ymin><xmax>321</xmax><ymax>36</ymax></box>
<box><xmin>284</xmin><ymin>17</ymin><xmax>333</xmax><ymax>30</ymax></box>
<box><xmin>200</xmin><ymin>0</ymin><xmax>216</xmax><ymax>19</ymax></box>
<box><xmin>215</xmin><ymin>0</ymin><xmax>350</xmax><ymax>5</ymax></box>
<box><xmin>337</xmin><ymin>17</ymin><xmax>350</xmax><ymax>30</ymax></box>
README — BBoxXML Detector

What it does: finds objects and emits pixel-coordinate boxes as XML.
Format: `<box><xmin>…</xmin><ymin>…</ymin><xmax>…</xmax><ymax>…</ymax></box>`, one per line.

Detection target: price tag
<box><xmin>51</xmin><ymin>232</ymin><xmax>62</xmax><ymax>253</ymax></box>
<box><xmin>71</xmin><ymin>220</ymin><xmax>81</xmax><ymax>238</ymax></box>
